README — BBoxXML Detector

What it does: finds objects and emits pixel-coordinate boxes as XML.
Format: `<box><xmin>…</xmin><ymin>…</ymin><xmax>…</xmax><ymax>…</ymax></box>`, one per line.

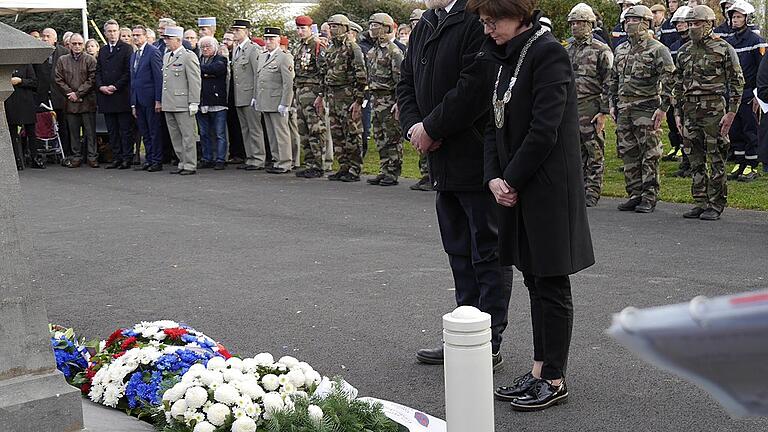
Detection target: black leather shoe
<box><xmin>492</xmin><ymin>352</ymin><xmax>503</xmax><ymax>371</ymax></box>
<box><xmin>683</xmin><ymin>207</ymin><xmax>705</xmax><ymax>219</ymax></box>
<box><xmin>29</xmin><ymin>157</ymin><xmax>46</xmax><ymax>169</ymax></box>
<box><xmin>179</xmin><ymin>170</ymin><xmax>197</xmax><ymax>176</ymax></box>
<box><xmin>367</xmin><ymin>174</ymin><xmax>385</xmax><ymax>185</ymax></box>
<box><xmin>147</xmin><ymin>164</ymin><xmax>163</xmax><ymax>172</ymax></box>
<box><xmin>243</xmin><ymin>165</ymin><xmax>262</xmax><ymax>171</ymax></box>
<box><xmin>296</xmin><ymin>168</ymin><xmax>323</xmax><ymax>178</ymax></box>
<box><xmin>105</xmin><ymin>161</ymin><xmax>121</xmax><ymax>169</ymax></box>
<box><xmin>416</xmin><ymin>347</ymin><xmax>443</xmax><ymax>365</ymax></box>
<box><xmin>266</xmin><ymin>167</ymin><xmax>289</xmax><ymax>174</ymax></box>
<box><xmin>617</xmin><ymin>197</ymin><xmax>641</xmax><ymax>211</ymax></box>
<box><xmin>214</xmin><ymin>162</ymin><xmax>226</xmax><ymax>170</ymax></box>
<box><xmin>135</xmin><ymin>163</ymin><xmax>151</xmax><ymax>171</ymax></box>
<box><xmin>699</xmin><ymin>208</ymin><xmax>721</xmax><ymax>221</ymax></box>
<box><xmin>170</xmin><ymin>168</ymin><xmax>184</xmax><ymax>174</ymax></box>
<box><xmin>494</xmin><ymin>372</ymin><xmax>537</xmax><ymax>401</ymax></box>
<box><xmin>118</xmin><ymin>161</ymin><xmax>132</xmax><ymax>169</ymax></box>
<box><xmin>510</xmin><ymin>379</ymin><xmax>568</xmax><ymax>412</ymax></box>
<box><xmin>199</xmin><ymin>160</ymin><xmax>215</xmax><ymax>169</ymax></box>
<box><xmin>327</xmin><ymin>171</ymin><xmax>346</xmax><ymax>181</ymax></box>
<box><xmin>340</xmin><ymin>172</ymin><xmax>360</xmax><ymax>182</ymax></box>
<box><xmin>634</xmin><ymin>199</ymin><xmax>655</xmax><ymax>213</ymax></box>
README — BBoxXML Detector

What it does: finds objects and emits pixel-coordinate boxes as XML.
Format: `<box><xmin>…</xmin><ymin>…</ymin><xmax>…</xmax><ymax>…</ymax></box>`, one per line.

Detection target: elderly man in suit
<box><xmin>37</xmin><ymin>28</ymin><xmax>71</xmax><ymax>156</ymax></box>
<box><xmin>257</xmin><ymin>27</ymin><xmax>295</xmax><ymax>173</ymax></box>
<box><xmin>130</xmin><ymin>25</ymin><xmax>164</xmax><ymax>172</ymax></box>
<box><xmin>231</xmin><ymin>19</ymin><xmax>267</xmax><ymax>170</ymax></box>
<box><xmin>161</xmin><ymin>26</ymin><xmax>201</xmax><ymax>175</ymax></box>
<box><xmin>97</xmin><ymin>19</ymin><xmax>134</xmax><ymax>169</ymax></box>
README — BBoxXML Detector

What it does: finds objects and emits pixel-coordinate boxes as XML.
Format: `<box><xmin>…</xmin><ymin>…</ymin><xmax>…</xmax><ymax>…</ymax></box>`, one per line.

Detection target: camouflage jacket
<box><xmin>673</xmin><ymin>35</ymin><xmax>744</xmax><ymax>111</ymax></box>
<box><xmin>324</xmin><ymin>36</ymin><xmax>367</xmax><ymax>103</ymax></box>
<box><xmin>292</xmin><ymin>36</ymin><xmax>326</xmax><ymax>90</ymax></box>
<box><xmin>566</xmin><ymin>35</ymin><xmax>613</xmax><ymax>113</ymax></box>
<box><xmin>608</xmin><ymin>35</ymin><xmax>675</xmax><ymax>111</ymax></box>
<box><xmin>366</xmin><ymin>40</ymin><xmax>404</xmax><ymax>92</ymax></box>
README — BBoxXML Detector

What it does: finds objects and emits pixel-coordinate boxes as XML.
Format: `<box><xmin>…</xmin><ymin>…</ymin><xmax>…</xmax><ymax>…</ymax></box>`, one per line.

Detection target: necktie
<box><xmin>266</xmin><ymin>53</ymin><xmax>271</xmax><ymax>61</ymax></box>
<box><xmin>109</xmin><ymin>44</ymin><xmax>114</xmax><ymax>53</ymax></box>
<box><xmin>436</xmin><ymin>8</ymin><xmax>447</xmax><ymax>22</ymax></box>
<box><xmin>134</xmin><ymin>49</ymin><xmax>142</xmax><ymax>70</ymax></box>
<box><xmin>235</xmin><ymin>46</ymin><xmax>241</xmax><ymax>60</ymax></box>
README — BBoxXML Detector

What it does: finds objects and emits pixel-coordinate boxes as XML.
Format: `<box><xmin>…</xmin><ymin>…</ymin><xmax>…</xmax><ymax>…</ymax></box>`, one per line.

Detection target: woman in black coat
<box><xmin>5</xmin><ymin>64</ymin><xmax>44</xmax><ymax>169</ymax></box>
<box><xmin>468</xmin><ymin>0</ymin><xmax>595</xmax><ymax>412</ymax></box>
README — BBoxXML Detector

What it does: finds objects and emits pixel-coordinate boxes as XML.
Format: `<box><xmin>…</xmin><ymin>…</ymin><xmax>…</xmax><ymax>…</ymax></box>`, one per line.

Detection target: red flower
<box><xmin>216</xmin><ymin>344</ymin><xmax>232</xmax><ymax>359</ymax></box>
<box><xmin>119</xmin><ymin>336</ymin><xmax>137</xmax><ymax>351</ymax></box>
<box><xmin>112</xmin><ymin>352</ymin><xmax>125</xmax><ymax>359</ymax></box>
<box><xmin>163</xmin><ymin>327</ymin><xmax>188</xmax><ymax>340</ymax></box>
<box><xmin>85</xmin><ymin>365</ymin><xmax>96</xmax><ymax>380</ymax></box>
<box><xmin>81</xmin><ymin>383</ymin><xmax>91</xmax><ymax>395</ymax></box>
<box><xmin>105</xmin><ymin>328</ymin><xmax>125</xmax><ymax>348</ymax></box>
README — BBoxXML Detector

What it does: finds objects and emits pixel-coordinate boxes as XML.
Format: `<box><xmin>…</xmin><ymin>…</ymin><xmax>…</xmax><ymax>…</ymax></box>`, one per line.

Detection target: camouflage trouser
<box><xmin>418</xmin><ymin>153</ymin><xmax>429</xmax><ymax>177</ymax></box>
<box><xmin>370</xmin><ymin>93</ymin><xmax>403</xmax><ymax>178</ymax></box>
<box><xmin>295</xmin><ymin>86</ymin><xmax>326</xmax><ymax>170</ymax></box>
<box><xmin>617</xmin><ymin>102</ymin><xmax>662</xmax><ymax>202</ymax></box>
<box><xmin>681</xmin><ymin>98</ymin><xmax>729</xmax><ymax>213</ymax></box>
<box><xmin>578</xmin><ymin>98</ymin><xmax>605</xmax><ymax>201</ymax></box>
<box><xmin>328</xmin><ymin>87</ymin><xmax>363</xmax><ymax>176</ymax></box>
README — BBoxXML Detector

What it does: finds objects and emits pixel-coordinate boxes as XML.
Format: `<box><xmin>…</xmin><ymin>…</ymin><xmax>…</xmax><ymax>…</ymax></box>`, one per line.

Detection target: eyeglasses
<box><xmin>479</xmin><ymin>18</ymin><xmax>497</xmax><ymax>31</ymax></box>
<box><xmin>70</xmin><ymin>42</ymin><xmax>83</xmax><ymax>45</ymax></box>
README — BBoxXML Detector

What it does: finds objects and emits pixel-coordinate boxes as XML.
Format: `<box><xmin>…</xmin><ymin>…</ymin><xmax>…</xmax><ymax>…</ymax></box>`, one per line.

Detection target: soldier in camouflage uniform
<box><xmin>292</xmin><ymin>15</ymin><xmax>327</xmax><ymax>178</ymax></box>
<box><xmin>567</xmin><ymin>3</ymin><xmax>614</xmax><ymax>207</ymax></box>
<box><xmin>322</xmin><ymin>14</ymin><xmax>367</xmax><ymax>182</ymax></box>
<box><xmin>608</xmin><ymin>5</ymin><xmax>676</xmax><ymax>213</ymax></box>
<box><xmin>365</xmin><ymin>13</ymin><xmax>404</xmax><ymax>187</ymax></box>
<box><xmin>674</xmin><ymin>5</ymin><xmax>744</xmax><ymax>220</ymax></box>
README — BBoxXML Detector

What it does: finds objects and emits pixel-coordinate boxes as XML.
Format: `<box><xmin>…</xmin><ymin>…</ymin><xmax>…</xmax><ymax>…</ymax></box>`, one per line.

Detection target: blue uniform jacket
<box><xmin>611</xmin><ymin>22</ymin><xmax>627</xmax><ymax>50</ymax></box>
<box><xmin>659</xmin><ymin>18</ymin><xmax>680</xmax><ymax>48</ymax></box>
<box><xmin>726</xmin><ymin>27</ymin><xmax>767</xmax><ymax>100</ymax></box>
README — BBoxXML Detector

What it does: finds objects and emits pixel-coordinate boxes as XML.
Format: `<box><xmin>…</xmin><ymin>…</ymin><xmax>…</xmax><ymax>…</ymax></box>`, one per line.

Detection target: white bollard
<box><xmin>443</xmin><ymin>306</ymin><xmax>495</xmax><ymax>432</ymax></box>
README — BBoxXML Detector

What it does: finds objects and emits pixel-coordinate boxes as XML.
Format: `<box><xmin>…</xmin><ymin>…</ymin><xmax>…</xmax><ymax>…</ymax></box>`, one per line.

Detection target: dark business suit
<box><xmin>131</xmin><ymin>43</ymin><xmax>163</xmax><ymax>165</ymax></box>
<box><xmin>96</xmin><ymin>40</ymin><xmax>133</xmax><ymax>163</ymax></box>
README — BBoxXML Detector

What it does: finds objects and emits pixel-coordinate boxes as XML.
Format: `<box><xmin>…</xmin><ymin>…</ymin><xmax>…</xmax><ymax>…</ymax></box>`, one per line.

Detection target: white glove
<box><xmin>189</xmin><ymin>103</ymin><xmax>199</xmax><ymax>116</ymax></box>
<box><xmin>250</xmin><ymin>98</ymin><xmax>259</xmax><ymax>111</ymax></box>
<box><xmin>278</xmin><ymin>104</ymin><xmax>289</xmax><ymax>117</ymax></box>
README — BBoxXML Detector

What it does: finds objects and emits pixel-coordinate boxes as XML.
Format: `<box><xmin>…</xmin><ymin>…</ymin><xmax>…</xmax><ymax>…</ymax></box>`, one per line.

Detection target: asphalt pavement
<box><xmin>19</xmin><ymin>165</ymin><xmax>768</xmax><ymax>431</ymax></box>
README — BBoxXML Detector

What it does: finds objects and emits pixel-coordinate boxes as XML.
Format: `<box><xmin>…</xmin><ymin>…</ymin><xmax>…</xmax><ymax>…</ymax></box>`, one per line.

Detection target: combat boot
<box><xmin>410</xmin><ymin>175</ymin><xmax>431</xmax><ymax>191</ymax></box>
<box><xmin>727</xmin><ymin>164</ymin><xmax>744</xmax><ymax>181</ymax></box>
<box><xmin>662</xmin><ymin>147</ymin><xmax>678</xmax><ymax>161</ymax></box>
<box><xmin>738</xmin><ymin>166</ymin><xmax>760</xmax><ymax>182</ymax></box>
<box><xmin>585</xmin><ymin>195</ymin><xmax>599</xmax><ymax>207</ymax></box>
<box><xmin>379</xmin><ymin>175</ymin><xmax>398</xmax><ymax>186</ymax></box>
<box><xmin>367</xmin><ymin>174</ymin><xmax>385</xmax><ymax>185</ymax></box>
<box><xmin>617</xmin><ymin>197</ymin><xmax>641</xmax><ymax>211</ymax></box>
<box><xmin>683</xmin><ymin>207</ymin><xmax>706</xmax><ymax>219</ymax></box>
<box><xmin>634</xmin><ymin>199</ymin><xmax>655</xmax><ymax>213</ymax></box>
<box><xmin>327</xmin><ymin>170</ymin><xmax>346</xmax><ymax>181</ymax></box>
<box><xmin>699</xmin><ymin>208</ymin><xmax>721</xmax><ymax>221</ymax></box>
<box><xmin>339</xmin><ymin>172</ymin><xmax>360</xmax><ymax>182</ymax></box>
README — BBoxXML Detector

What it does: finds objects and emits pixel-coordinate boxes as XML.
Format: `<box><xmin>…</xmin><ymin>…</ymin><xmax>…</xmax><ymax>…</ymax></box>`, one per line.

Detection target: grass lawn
<box><xmin>361</xmin><ymin>119</ymin><xmax>768</xmax><ymax>211</ymax></box>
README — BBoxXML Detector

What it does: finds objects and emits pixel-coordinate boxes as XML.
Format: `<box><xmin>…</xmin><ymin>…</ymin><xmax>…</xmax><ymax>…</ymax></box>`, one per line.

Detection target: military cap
<box><xmin>198</xmin><ymin>17</ymin><xmax>216</xmax><ymax>27</ymax></box>
<box><xmin>231</xmin><ymin>19</ymin><xmax>251</xmax><ymax>29</ymax></box>
<box><xmin>327</xmin><ymin>14</ymin><xmax>351</xmax><ymax>28</ymax></box>
<box><xmin>295</xmin><ymin>15</ymin><xmax>313</xmax><ymax>26</ymax></box>
<box><xmin>163</xmin><ymin>26</ymin><xmax>184</xmax><ymax>38</ymax></box>
<box><xmin>263</xmin><ymin>27</ymin><xmax>281</xmax><ymax>37</ymax></box>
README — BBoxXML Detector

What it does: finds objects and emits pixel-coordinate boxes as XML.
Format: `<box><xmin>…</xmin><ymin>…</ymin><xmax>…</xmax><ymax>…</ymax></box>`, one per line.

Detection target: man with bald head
<box><xmin>36</xmin><ymin>28</ymin><xmax>72</xmax><ymax>155</ymax></box>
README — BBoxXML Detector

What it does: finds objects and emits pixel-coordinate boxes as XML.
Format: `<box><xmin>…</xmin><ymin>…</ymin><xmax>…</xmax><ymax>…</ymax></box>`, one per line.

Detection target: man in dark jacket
<box><xmin>130</xmin><ymin>25</ymin><xmax>164</xmax><ymax>172</ymax></box>
<box><xmin>197</xmin><ymin>36</ymin><xmax>229</xmax><ymax>170</ymax></box>
<box><xmin>97</xmin><ymin>19</ymin><xmax>134</xmax><ymax>169</ymax></box>
<box><xmin>397</xmin><ymin>0</ymin><xmax>511</xmax><ymax>368</ymax></box>
<box><xmin>37</xmin><ymin>28</ymin><xmax>71</xmax><ymax>156</ymax></box>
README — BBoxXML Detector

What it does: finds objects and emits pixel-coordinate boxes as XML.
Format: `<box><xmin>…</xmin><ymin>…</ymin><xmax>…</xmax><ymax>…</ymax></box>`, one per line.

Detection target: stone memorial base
<box><xmin>0</xmin><ymin>371</ymin><xmax>83</xmax><ymax>432</ymax></box>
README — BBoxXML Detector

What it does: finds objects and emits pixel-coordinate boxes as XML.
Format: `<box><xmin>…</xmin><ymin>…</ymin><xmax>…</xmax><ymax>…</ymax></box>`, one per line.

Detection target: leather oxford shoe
<box><xmin>494</xmin><ymin>372</ymin><xmax>538</xmax><ymax>401</ymax></box>
<box><xmin>147</xmin><ymin>164</ymin><xmax>163</xmax><ymax>172</ymax></box>
<box><xmin>179</xmin><ymin>170</ymin><xmax>197</xmax><ymax>176</ymax></box>
<box><xmin>105</xmin><ymin>160</ymin><xmax>121</xmax><ymax>169</ymax></box>
<box><xmin>510</xmin><ymin>379</ymin><xmax>568</xmax><ymax>412</ymax></box>
<box><xmin>118</xmin><ymin>161</ymin><xmax>132</xmax><ymax>169</ymax></box>
<box><xmin>416</xmin><ymin>347</ymin><xmax>443</xmax><ymax>365</ymax></box>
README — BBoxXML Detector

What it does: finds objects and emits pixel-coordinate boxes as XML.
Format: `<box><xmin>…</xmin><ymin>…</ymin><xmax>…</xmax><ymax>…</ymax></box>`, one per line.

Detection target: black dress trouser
<box><xmin>523</xmin><ymin>273</ymin><xmax>573</xmax><ymax>380</ymax></box>
<box><xmin>435</xmin><ymin>190</ymin><xmax>513</xmax><ymax>353</ymax></box>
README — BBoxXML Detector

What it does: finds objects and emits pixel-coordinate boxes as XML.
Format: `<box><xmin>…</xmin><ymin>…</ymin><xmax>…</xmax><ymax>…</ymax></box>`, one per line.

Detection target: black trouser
<box><xmin>104</xmin><ymin>112</ymin><xmax>133</xmax><ymax>163</ymax></box>
<box><xmin>666</xmin><ymin>107</ymin><xmax>682</xmax><ymax>151</ymax></box>
<box><xmin>226</xmin><ymin>102</ymin><xmax>245</xmax><ymax>160</ymax></box>
<box><xmin>436</xmin><ymin>190</ymin><xmax>513</xmax><ymax>353</ymax></box>
<box><xmin>68</xmin><ymin>112</ymin><xmax>97</xmax><ymax>162</ymax></box>
<box><xmin>524</xmin><ymin>273</ymin><xmax>573</xmax><ymax>380</ymax></box>
<box><xmin>730</xmin><ymin>97</ymin><xmax>760</xmax><ymax>168</ymax></box>
<box><xmin>55</xmin><ymin>109</ymin><xmax>71</xmax><ymax>156</ymax></box>
<box><xmin>10</xmin><ymin>123</ymin><xmax>40</xmax><ymax>164</ymax></box>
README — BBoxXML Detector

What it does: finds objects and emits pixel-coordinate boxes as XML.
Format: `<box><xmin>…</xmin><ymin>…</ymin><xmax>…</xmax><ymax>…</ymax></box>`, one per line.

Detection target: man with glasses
<box><xmin>197</xmin><ymin>36</ymin><xmax>229</xmax><ymax>170</ymax></box>
<box><xmin>130</xmin><ymin>25</ymin><xmax>164</xmax><ymax>172</ymax></box>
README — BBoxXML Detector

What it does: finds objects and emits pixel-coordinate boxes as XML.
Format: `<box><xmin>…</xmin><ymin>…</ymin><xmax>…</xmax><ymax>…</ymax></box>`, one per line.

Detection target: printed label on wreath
<box><xmin>358</xmin><ymin>397</ymin><xmax>446</xmax><ymax>432</ymax></box>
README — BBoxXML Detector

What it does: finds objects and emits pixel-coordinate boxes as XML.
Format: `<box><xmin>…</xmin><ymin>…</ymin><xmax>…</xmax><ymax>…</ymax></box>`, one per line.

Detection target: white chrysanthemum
<box><xmin>293</xmin><ymin>390</ymin><xmax>308</xmax><ymax>400</ymax></box>
<box><xmin>170</xmin><ymin>399</ymin><xmax>188</xmax><ymax>418</ymax></box>
<box><xmin>141</xmin><ymin>326</ymin><xmax>160</xmax><ymax>338</ymax></box>
<box><xmin>231</xmin><ymin>416</ymin><xmax>257</xmax><ymax>432</ymax></box>
<box><xmin>89</xmin><ymin>384</ymin><xmax>104</xmax><ymax>402</ymax></box>
<box><xmin>277</xmin><ymin>375</ymin><xmax>289</xmax><ymax>386</ymax></box>
<box><xmin>209</xmin><ymin>381</ymin><xmax>221</xmax><ymax>390</ymax></box>
<box><xmin>278</xmin><ymin>356</ymin><xmax>300</xmax><ymax>369</ymax></box>
<box><xmin>297</xmin><ymin>362</ymin><xmax>314</xmax><ymax>374</ymax></box>
<box><xmin>236</xmin><ymin>396</ymin><xmax>251</xmax><ymax>407</ymax></box>
<box><xmin>206</xmin><ymin>403</ymin><xmax>230</xmax><ymax>426</ymax></box>
<box><xmin>99</xmin><ymin>340</ymin><xmax>106</xmax><ymax>351</ymax></box>
<box><xmin>188</xmin><ymin>363</ymin><xmax>207</xmax><ymax>376</ymax></box>
<box><xmin>239</xmin><ymin>380</ymin><xmax>265</xmax><ymax>400</ymax></box>
<box><xmin>162</xmin><ymin>387</ymin><xmax>180</xmax><ymax>402</ymax></box>
<box><xmin>223</xmin><ymin>368</ymin><xmax>244</xmax><ymax>383</ymax></box>
<box><xmin>252</xmin><ymin>353</ymin><xmax>274</xmax><ymax>365</ymax></box>
<box><xmin>245</xmin><ymin>403</ymin><xmax>261</xmax><ymax>417</ymax></box>
<box><xmin>154</xmin><ymin>320</ymin><xmax>180</xmax><ymax>328</ymax></box>
<box><xmin>193</xmin><ymin>421</ymin><xmax>216</xmax><ymax>432</ymax></box>
<box><xmin>213</xmin><ymin>383</ymin><xmax>240</xmax><ymax>405</ymax></box>
<box><xmin>155</xmin><ymin>332</ymin><xmax>167</xmax><ymax>341</ymax></box>
<box><xmin>200</xmin><ymin>370</ymin><xmax>224</xmax><ymax>387</ymax></box>
<box><xmin>225</xmin><ymin>357</ymin><xmax>244</xmax><ymax>370</ymax></box>
<box><xmin>103</xmin><ymin>385</ymin><xmax>123</xmax><ymax>407</ymax></box>
<box><xmin>304</xmin><ymin>371</ymin><xmax>322</xmax><ymax>387</ymax></box>
<box><xmin>281</xmin><ymin>382</ymin><xmax>296</xmax><ymax>394</ymax></box>
<box><xmin>308</xmin><ymin>405</ymin><xmax>324</xmax><ymax>422</ymax></box>
<box><xmin>206</xmin><ymin>356</ymin><xmax>226</xmax><ymax>370</ymax></box>
<box><xmin>202</xmin><ymin>400</ymin><xmax>213</xmax><ymax>413</ymax></box>
<box><xmin>241</xmin><ymin>358</ymin><xmax>258</xmax><ymax>372</ymax></box>
<box><xmin>261</xmin><ymin>374</ymin><xmax>280</xmax><ymax>391</ymax></box>
<box><xmin>232</xmin><ymin>407</ymin><xmax>246</xmax><ymax>418</ymax></box>
<box><xmin>286</xmin><ymin>369</ymin><xmax>305</xmax><ymax>387</ymax></box>
<box><xmin>184</xmin><ymin>386</ymin><xmax>209</xmax><ymax>409</ymax></box>
<box><xmin>262</xmin><ymin>392</ymin><xmax>284</xmax><ymax>414</ymax></box>
<box><xmin>184</xmin><ymin>408</ymin><xmax>202</xmax><ymax>423</ymax></box>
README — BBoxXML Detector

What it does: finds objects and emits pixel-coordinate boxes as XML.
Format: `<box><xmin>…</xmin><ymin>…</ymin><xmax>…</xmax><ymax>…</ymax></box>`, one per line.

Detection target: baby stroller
<box><xmin>35</xmin><ymin>101</ymin><xmax>66</xmax><ymax>165</ymax></box>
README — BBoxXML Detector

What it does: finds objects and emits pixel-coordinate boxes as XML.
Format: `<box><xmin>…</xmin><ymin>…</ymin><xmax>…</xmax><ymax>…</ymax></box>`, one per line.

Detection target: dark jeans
<box><xmin>435</xmin><ymin>190</ymin><xmax>513</xmax><ymax>353</ymax></box>
<box><xmin>197</xmin><ymin>110</ymin><xmax>228</xmax><ymax>162</ymax></box>
<box><xmin>104</xmin><ymin>112</ymin><xmax>133</xmax><ymax>163</ymax></box>
<box><xmin>524</xmin><ymin>273</ymin><xmax>573</xmax><ymax>380</ymax></box>
<box><xmin>68</xmin><ymin>112</ymin><xmax>97</xmax><ymax>161</ymax></box>
<box><xmin>135</xmin><ymin>103</ymin><xmax>162</xmax><ymax>165</ymax></box>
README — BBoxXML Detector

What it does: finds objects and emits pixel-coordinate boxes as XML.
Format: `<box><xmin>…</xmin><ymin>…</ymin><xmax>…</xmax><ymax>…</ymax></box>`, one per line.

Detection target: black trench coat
<box><xmin>479</xmin><ymin>15</ymin><xmax>595</xmax><ymax>277</ymax></box>
<box><xmin>5</xmin><ymin>64</ymin><xmax>38</xmax><ymax>126</ymax></box>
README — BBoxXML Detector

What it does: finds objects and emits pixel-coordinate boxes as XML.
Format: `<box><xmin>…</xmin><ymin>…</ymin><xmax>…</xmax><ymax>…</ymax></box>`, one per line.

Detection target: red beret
<box><xmin>280</xmin><ymin>36</ymin><xmax>289</xmax><ymax>46</ymax></box>
<box><xmin>295</xmin><ymin>15</ymin><xmax>313</xmax><ymax>26</ymax></box>
<box><xmin>252</xmin><ymin>37</ymin><xmax>265</xmax><ymax>46</ymax></box>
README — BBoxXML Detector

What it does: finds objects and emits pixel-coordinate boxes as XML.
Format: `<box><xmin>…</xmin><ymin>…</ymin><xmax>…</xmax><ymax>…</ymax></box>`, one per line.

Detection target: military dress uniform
<box><xmin>231</xmin><ymin>20</ymin><xmax>267</xmax><ymax>169</ymax></box>
<box><xmin>162</xmin><ymin>37</ymin><xmax>202</xmax><ymax>173</ymax></box>
<box><xmin>674</xmin><ymin>14</ymin><xmax>744</xmax><ymax>219</ymax></box>
<box><xmin>256</xmin><ymin>33</ymin><xmax>295</xmax><ymax>173</ymax></box>
<box><xmin>568</xmin><ymin>34</ymin><xmax>613</xmax><ymax>206</ymax></box>
<box><xmin>324</xmin><ymin>29</ymin><xmax>367</xmax><ymax>180</ymax></box>
<box><xmin>366</xmin><ymin>36</ymin><xmax>404</xmax><ymax>186</ymax></box>
<box><xmin>609</xmin><ymin>26</ymin><xmax>675</xmax><ymax>210</ymax></box>
<box><xmin>293</xmin><ymin>27</ymin><xmax>328</xmax><ymax>176</ymax></box>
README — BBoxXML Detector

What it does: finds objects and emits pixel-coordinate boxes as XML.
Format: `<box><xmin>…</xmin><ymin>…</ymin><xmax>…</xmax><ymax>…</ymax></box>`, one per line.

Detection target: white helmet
<box><xmin>727</xmin><ymin>0</ymin><xmax>755</xmax><ymax>16</ymax></box>
<box><xmin>671</xmin><ymin>5</ymin><xmax>692</xmax><ymax>23</ymax></box>
<box><xmin>624</xmin><ymin>0</ymin><xmax>643</xmax><ymax>5</ymax></box>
